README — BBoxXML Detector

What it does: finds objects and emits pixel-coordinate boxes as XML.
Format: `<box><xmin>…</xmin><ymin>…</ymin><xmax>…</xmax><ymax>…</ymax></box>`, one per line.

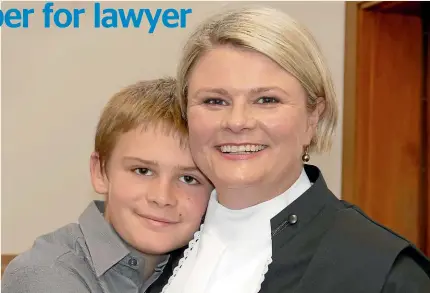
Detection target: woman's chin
<box><xmin>214</xmin><ymin>170</ymin><xmax>264</xmax><ymax>189</ymax></box>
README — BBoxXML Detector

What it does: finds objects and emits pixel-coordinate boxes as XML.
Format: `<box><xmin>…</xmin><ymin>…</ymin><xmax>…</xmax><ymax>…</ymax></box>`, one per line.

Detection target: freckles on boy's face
<box><xmin>103</xmin><ymin>125</ymin><xmax>213</xmax><ymax>254</ymax></box>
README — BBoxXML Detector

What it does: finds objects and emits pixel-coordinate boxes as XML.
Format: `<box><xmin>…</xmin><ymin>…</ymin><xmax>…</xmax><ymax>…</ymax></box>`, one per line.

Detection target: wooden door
<box><xmin>424</xmin><ymin>1</ymin><xmax>430</xmax><ymax>258</ymax></box>
<box><xmin>342</xmin><ymin>1</ymin><xmax>429</xmax><ymax>256</ymax></box>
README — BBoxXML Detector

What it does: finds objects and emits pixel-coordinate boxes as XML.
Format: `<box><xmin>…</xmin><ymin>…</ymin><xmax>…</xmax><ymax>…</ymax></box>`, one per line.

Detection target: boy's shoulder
<box><xmin>1</xmin><ymin>223</ymin><xmax>96</xmax><ymax>293</ymax></box>
<box><xmin>8</xmin><ymin>222</ymin><xmax>89</xmax><ymax>269</ymax></box>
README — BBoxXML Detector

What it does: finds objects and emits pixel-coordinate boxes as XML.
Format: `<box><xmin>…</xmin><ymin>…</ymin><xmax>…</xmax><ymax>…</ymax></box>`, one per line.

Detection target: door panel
<box><xmin>343</xmin><ymin>2</ymin><xmax>426</xmax><ymax>250</ymax></box>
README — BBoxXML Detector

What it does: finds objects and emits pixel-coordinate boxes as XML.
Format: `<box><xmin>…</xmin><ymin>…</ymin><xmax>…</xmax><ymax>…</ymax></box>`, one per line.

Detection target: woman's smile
<box><xmin>216</xmin><ymin>144</ymin><xmax>268</xmax><ymax>160</ymax></box>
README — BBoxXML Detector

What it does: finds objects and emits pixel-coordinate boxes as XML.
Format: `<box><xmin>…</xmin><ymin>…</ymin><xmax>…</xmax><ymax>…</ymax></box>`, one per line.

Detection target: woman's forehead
<box><xmin>187</xmin><ymin>46</ymin><xmax>304</xmax><ymax>96</ymax></box>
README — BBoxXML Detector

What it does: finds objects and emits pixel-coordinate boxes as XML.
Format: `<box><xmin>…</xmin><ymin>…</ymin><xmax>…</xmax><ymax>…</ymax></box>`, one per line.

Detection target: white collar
<box><xmin>161</xmin><ymin>168</ymin><xmax>312</xmax><ymax>293</ymax></box>
<box><xmin>204</xmin><ymin>168</ymin><xmax>312</xmax><ymax>244</ymax></box>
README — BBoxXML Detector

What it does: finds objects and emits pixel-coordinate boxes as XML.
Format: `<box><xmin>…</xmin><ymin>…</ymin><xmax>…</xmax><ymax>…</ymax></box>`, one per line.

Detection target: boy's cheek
<box><xmin>187</xmin><ymin>198</ymin><xmax>209</xmax><ymax>220</ymax></box>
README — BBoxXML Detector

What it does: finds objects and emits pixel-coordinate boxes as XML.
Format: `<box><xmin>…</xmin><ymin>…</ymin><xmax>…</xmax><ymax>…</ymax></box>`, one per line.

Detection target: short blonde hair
<box><xmin>177</xmin><ymin>6</ymin><xmax>338</xmax><ymax>153</ymax></box>
<box><xmin>95</xmin><ymin>77</ymin><xmax>187</xmax><ymax>170</ymax></box>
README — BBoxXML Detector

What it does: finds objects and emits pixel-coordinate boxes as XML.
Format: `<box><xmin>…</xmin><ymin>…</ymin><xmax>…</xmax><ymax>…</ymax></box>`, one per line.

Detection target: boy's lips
<box><xmin>139</xmin><ymin>214</ymin><xmax>179</xmax><ymax>225</ymax></box>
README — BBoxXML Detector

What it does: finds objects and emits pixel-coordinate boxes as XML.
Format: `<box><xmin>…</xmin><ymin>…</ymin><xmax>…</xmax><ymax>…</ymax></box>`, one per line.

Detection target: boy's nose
<box><xmin>146</xmin><ymin>179</ymin><xmax>178</xmax><ymax>207</ymax></box>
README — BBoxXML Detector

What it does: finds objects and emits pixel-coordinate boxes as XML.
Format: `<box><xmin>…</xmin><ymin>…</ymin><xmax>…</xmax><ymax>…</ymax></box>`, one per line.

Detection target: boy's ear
<box><xmin>90</xmin><ymin>152</ymin><xmax>109</xmax><ymax>195</ymax></box>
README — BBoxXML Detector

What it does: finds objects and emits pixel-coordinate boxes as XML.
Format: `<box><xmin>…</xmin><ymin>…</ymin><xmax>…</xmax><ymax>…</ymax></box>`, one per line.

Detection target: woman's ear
<box><xmin>310</xmin><ymin>98</ymin><xmax>325</xmax><ymax>126</ymax></box>
<box><xmin>306</xmin><ymin>98</ymin><xmax>325</xmax><ymax>143</ymax></box>
<box><xmin>308</xmin><ymin>98</ymin><xmax>325</xmax><ymax>128</ymax></box>
<box><xmin>90</xmin><ymin>152</ymin><xmax>109</xmax><ymax>195</ymax></box>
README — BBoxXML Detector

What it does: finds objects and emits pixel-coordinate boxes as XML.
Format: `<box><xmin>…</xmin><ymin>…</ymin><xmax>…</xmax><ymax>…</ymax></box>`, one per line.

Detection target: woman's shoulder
<box><xmin>336</xmin><ymin>202</ymin><xmax>423</xmax><ymax>250</ymax></box>
<box><xmin>331</xmin><ymin>203</ymin><xmax>429</xmax><ymax>280</ymax></box>
<box><xmin>297</xmin><ymin>203</ymin><xmax>429</xmax><ymax>292</ymax></box>
<box><xmin>382</xmin><ymin>250</ymin><xmax>430</xmax><ymax>292</ymax></box>
<box><xmin>332</xmin><ymin>202</ymin><xmax>428</xmax><ymax>262</ymax></box>
<box><xmin>305</xmin><ymin>164</ymin><xmax>428</xmax><ymax>272</ymax></box>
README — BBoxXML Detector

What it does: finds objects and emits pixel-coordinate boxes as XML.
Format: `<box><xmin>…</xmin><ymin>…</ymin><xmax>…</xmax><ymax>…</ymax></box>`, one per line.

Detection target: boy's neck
<box><xmin>105</xmin><ymin>215</ymin><xmax>167</xmax><ymax>281</ymax></box>
<box><xmin>142</xmin><ymin>254</ymin><xmax>163</xmax><ymax>281</ymax></box>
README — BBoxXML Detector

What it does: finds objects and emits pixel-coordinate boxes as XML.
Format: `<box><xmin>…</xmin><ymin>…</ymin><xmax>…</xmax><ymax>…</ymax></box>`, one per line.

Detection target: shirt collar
<box><xmin>78</xmin><ymin>201</ymin><xmax>170</xmax><ymax>278</ymax></box>
<box><xmin>78</xmin><ymin>201</ymin><xmax>130</xmax><ymax>277</ymax></box>
<box><xmin>270</xmin><ymin>164</ymin><xmax>340</xmax><ymax>248</ymax></box>
<box><xmin>204</xmin><ymin>168</ymin><xmax>311</xmax><ymax>243</ymax></box>
<box><xmin>114</xmin><ymin>226</ymin><xmax>170</xmax><ymax>275</ymax></box>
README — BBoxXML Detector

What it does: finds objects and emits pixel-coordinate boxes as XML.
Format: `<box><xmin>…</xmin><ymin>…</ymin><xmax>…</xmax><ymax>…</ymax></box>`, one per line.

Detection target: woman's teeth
<box><xmin>220</xmin><ymin>144</ymin><xmax>267</xmax><ymax>154</ymax></box>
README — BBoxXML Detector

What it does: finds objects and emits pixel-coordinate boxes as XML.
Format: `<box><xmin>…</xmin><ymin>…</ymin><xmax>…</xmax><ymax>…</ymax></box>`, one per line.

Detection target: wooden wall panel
<box><xmin>348</xmin><ymin>5</ymin><xmax>424</xmax><ymax>247</ymax></box>
<box><xmin>2</xmin><ymin>254</ymin><xmax>17</xmax><ymax>277</ymax></box>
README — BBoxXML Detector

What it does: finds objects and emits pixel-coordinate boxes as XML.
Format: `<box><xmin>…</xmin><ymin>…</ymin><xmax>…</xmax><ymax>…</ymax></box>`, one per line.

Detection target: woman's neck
<box><xmin>215</xmin><ymin>167</ymin><xmax>303</xmax><ymax>210</ymax></box>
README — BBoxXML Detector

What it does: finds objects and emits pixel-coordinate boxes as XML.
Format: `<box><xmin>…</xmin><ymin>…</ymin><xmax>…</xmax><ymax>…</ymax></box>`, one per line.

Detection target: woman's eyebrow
<box><xmin>249</xmin><ymin>86</ymin><xmax>291</xmax><ymax>96</ymax></box>
<box><xmin>193</xmin><ymin>86</ymin><xmax>290</xmax><ymax>97</ymax></box>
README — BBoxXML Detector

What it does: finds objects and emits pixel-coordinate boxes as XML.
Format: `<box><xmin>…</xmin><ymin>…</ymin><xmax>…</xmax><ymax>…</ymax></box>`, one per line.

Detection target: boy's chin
<box><xmin>134</xmin><ymin>239</ymin><xmax>188</xmax><ymax>255</ymax></box>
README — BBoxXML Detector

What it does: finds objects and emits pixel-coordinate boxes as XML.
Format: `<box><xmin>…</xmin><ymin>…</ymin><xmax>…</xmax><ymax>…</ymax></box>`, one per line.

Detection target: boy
<box><xmin>2</xmin><ymin>78</ymin><xmax>213</xmax><ymax>293</ymax></box>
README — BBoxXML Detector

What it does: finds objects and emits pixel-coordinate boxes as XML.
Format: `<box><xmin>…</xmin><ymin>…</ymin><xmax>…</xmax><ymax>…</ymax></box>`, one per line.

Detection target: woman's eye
<box><xmin>134</xmin><ymin>168</ymin><xmax>153</xmax><ymax>176</ymax></box>
<box><xmin>203</xmin><ymin>98</ymin><xmax>227</xmax><ymax>106</ymax></box>
<box><xmin>256</xmin><ymin>96</ymin><xmax>279</xmax><ymax>104</ymax></box>
<box><xmin>179</xmin><ymin>175</ymin><xmax>200</xmax><ymax>185</ymax></box>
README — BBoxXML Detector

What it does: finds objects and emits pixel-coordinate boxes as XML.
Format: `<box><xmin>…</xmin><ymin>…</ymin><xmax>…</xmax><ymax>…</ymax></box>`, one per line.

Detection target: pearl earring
<box><xmin>302</xmin><ymin>146</ymin><xmax>310</xmax><ymax>163</ymax></box>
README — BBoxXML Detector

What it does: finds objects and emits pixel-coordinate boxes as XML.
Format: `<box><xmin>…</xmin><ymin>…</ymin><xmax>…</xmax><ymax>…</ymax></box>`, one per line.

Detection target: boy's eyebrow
<box><xmin>175</xmin><ymin>165</ymin><xmax>200</xmax><ymax>172</ymax></box>
<box><xmin>122</xmin><ymin>156</ymin><xmax>199</xmax><ymax>172</ymax></box>
<box><xmin>123</xmin><ymin>157</ymin><xmax>157</xmax><ymax>166</ymax></box>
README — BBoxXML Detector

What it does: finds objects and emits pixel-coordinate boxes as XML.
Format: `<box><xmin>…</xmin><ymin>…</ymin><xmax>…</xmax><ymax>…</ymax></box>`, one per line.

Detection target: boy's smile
<box><xmin>91</xmin><ymin>123</ymin><xmax>213</xmax><ymax>254</ymax></box>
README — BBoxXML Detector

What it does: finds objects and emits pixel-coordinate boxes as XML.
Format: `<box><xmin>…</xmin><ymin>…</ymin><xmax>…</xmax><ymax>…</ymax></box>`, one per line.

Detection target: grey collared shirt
<box><xmin>1</xmin><ymin>201</ymin><xmax>169</xmax><ymax>293</ymax></box>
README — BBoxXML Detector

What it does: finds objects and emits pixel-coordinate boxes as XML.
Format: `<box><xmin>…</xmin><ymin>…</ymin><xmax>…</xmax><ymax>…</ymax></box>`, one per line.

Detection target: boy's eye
<box><xmin>256</xmin><ymin>96</ymin><xmax>279</xmax><ymax>104</ymax></box>
<box><xmin>203</xmin><ymin>98</ymin><xmax>227</xmax><ymax>106</ymax></box>
<box><xmin>134</xmin><ymin>168</ymin><xmax>153</xmax><ymax>176</ymax></box>
<box><xmin>179</xmin><ymin>175</ymin><xmax>200</xmax><ymax>185</ymax></box>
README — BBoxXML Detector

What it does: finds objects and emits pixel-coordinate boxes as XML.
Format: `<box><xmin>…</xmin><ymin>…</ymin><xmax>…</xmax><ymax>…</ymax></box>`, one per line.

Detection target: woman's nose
<box><xmin>222</xmin><ymin>103</ymin><xmax>256</xmax><ymax>133</ymax></box>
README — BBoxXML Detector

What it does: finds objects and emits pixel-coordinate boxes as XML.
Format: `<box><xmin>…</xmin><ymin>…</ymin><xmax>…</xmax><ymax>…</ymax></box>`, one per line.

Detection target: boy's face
<box><xmin>90</xmin><ymin>125</ymin><xmax>213</xmax><ymax>254</ymax></box>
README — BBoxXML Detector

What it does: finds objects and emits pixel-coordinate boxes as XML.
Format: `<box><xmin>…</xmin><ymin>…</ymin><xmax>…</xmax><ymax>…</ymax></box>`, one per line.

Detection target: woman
<box><xmin>157</xmin><ymin>6</ymin><xmax>430</xmax><ymax>293</ymax></box>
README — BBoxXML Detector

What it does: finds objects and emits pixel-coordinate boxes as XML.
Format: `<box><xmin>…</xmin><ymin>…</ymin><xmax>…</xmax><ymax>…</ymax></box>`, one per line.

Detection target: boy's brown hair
<box><xmin>94</xmin><ymin>77</ymin><xmax>187</xmax><ymax>171</ymax></box>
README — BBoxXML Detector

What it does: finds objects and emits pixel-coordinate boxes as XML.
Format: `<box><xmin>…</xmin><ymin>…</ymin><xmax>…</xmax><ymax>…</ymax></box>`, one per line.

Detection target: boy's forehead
<box><xmin>112</xmin><ymin>124</ymin><xmax>193</xmax><ymax>163</ymax></box>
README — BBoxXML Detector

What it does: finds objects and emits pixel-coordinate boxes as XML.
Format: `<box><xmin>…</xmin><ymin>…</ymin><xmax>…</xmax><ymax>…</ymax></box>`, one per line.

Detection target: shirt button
<box><xmin>288</xmin><ymin>214</ymin><xmax>298</xmax><ymax>224</ymax></box>
<box><xmin>128</xmin><ymin>257</ymin><xmax>138</xmax><ymax>266</ymax></box>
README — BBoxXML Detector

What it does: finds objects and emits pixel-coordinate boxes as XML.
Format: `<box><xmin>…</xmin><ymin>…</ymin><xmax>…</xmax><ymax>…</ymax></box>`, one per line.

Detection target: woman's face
<box><xmin>186</xmin><ymin>46</ymin><xmax>320</xmax><ymax>202</ymax></box>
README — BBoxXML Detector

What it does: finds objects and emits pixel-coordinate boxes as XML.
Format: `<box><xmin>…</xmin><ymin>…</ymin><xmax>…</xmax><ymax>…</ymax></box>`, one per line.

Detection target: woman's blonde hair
<box><xmin>177</xmin><ymin>6</ymin><xmax>338</xmax><ymax>153</ymax></box>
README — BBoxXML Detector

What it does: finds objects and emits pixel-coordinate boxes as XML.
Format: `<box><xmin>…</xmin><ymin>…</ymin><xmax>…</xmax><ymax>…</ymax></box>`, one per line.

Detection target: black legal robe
<box><xmin>149</xmin><ymin>164</ymin><xmax>430</xmax><ymax>293</ymax></box>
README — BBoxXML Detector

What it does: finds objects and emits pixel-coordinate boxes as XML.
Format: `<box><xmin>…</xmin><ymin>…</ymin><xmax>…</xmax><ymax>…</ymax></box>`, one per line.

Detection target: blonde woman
<box><xmin>150</xmin><ymin>6</ymin><xmax>430</xmax><ymax>293</ymax></box>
